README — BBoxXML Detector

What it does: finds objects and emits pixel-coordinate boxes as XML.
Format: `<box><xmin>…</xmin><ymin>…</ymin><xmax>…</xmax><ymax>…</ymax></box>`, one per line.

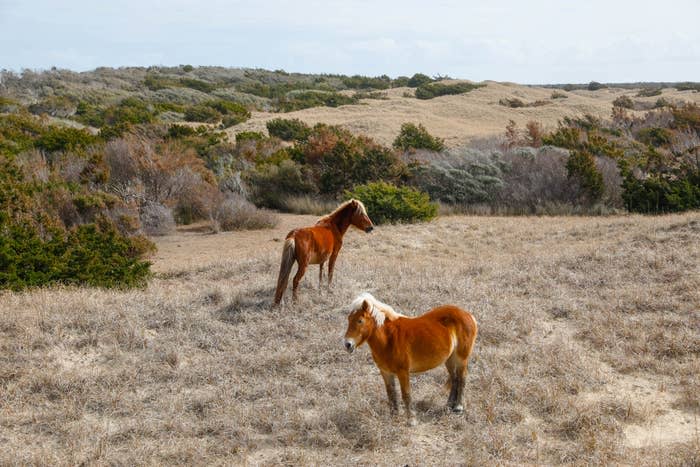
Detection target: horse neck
<box><xmin>367</xmin><ymin>321</ymin><xmax>391</xmax><ymax>353</ymax></box>
<box><xmin>328</xmin><ymin>205</ymin><xmax>354</xmax><ymax>235</ymax></box>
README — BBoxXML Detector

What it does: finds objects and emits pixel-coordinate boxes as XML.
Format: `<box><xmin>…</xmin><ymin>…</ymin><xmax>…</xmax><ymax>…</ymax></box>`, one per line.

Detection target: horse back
<box><xmin>404</xmin><ymin>306</ymin><xmax>477</xmax><ymax>367</ymax></box>
<box><xmin>286</xmin><ymin>225</ymin><xmax>337</xmax><ymax>263</ymax></box>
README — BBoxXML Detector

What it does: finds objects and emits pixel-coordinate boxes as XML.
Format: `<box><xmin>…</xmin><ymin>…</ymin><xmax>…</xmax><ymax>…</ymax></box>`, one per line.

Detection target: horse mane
<box><xmin>317</xmin><ymin>199</ymin><xmax>368</xmax><ymax>225</ymax></box>
<box><xmin>350</xmin><ymin>292</ymin><xmax>406</xmax><ymax>327</ymax></box>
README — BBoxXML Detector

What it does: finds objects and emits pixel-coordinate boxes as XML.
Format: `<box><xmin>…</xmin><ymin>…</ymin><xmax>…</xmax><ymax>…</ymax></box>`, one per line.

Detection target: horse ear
<box><xmin>362</xmin><ymin>300</ymin><xmax>370</xmax><ymax>312</ymax></box>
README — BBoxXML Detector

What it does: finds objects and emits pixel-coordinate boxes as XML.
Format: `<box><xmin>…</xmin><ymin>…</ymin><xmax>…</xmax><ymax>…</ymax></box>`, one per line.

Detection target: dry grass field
<box><xmin>2</xmin><ymin>212</ymin><xmax>699</xmax><ymax>465</ymax></box>
<box><xmin>228</xmin><ymin>82</ymin><xmax>700</xmax><ymax>148</ymax></box>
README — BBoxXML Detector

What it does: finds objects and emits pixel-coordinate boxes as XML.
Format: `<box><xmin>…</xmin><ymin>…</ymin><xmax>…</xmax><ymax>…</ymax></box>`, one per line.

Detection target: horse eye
<box><xmin>358</xmin><ymin>318</ymin><xmax>363</xmax><ymax>324</ymax></box>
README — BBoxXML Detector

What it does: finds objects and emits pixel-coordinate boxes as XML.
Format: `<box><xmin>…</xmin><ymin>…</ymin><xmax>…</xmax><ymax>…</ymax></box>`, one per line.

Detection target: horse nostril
<box><xmin>365</xmin><ymin>226</ymin><xmax>374</xmax><ymax>233</ymax></box>
<box><xmin>345</xmin><ymin>342</ymin><xmax>352</xmax><ymax>350</ymax></box>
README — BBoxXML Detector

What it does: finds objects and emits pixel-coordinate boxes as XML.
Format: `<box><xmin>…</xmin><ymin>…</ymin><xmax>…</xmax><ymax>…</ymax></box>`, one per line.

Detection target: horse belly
<box><xmin>408</xmin><ymin>327</ymin><xmax>454</xmax><ymax>373</ymax></box>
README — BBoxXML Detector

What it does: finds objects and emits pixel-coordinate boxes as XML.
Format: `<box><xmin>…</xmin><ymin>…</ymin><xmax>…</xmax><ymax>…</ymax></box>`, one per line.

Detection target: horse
<box><xmin>343</xmin><ymin>293</ymin><xmax>478</xmax><ymax>426</ymax></box>
<box><xmin>273</xmin><ymin>199</ymin><xmax>374</xmax><ymax>305</ymax></box>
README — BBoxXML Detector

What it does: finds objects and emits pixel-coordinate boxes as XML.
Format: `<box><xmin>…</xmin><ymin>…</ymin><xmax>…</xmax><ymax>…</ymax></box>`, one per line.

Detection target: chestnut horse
<box><xmin>273</xmin><ymin>199</ymin><xmax>374</xmax><ymax>305</ymax></box>
<box><xmin>343</xmin><ymin>293</ymin><xmax>478</xmax><ymax>425</ymax></box>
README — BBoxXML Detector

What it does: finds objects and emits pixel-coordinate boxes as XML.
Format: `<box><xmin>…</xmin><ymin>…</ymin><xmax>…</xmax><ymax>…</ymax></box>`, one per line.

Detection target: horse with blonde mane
<box><xmin>273</xmin><ymin>199</ymin><xmax>374</xmax><ymax>305</ymax></box>
<box><xmin>343</xmin><ymin>293</ymin><xmax>478</xmax><ymax>426</ymax></box>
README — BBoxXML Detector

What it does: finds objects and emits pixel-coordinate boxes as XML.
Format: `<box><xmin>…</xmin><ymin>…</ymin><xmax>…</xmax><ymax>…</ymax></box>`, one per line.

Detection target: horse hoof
<box><xmin>451</xmin><ymin>405</ymin><xmax>464</xmax><ymax>414</ymax></box>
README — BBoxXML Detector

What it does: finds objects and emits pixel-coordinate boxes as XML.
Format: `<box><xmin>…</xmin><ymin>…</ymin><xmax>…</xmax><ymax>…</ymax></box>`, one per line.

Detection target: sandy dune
<box><xmin>228</xmin><ymin>82</ymin><xmax>700</xmax><ymax>147</ymax></box>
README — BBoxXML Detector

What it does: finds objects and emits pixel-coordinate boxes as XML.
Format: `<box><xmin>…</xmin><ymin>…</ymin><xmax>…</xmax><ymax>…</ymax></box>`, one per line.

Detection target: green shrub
<box><xmin>179</xmin><ymin>78</ymin><xmax>216</xmax><ymax>93</ymax></box>
<box><xmin>266</xmin><ymin>118</ymin><xmax>311</xmax><ymax>141</ymax></box>
<box><xmin>0</xmin><ymin>113</ymin><xmax>46</xmax><ymax>155</ymax></box>
<box><xmin>622</xmin><ymin>172</ymin><xmax>700</xmax><ymax>213</ymax></box>
<box><xmin>0</xmin><ymin>214</ymin><xmax>152</xmax><ymax>290</ymax></box>
<box><xmin>167</xmin><ymin>124</ymin><xmax>198</xmax><ymax>138</ymax></box>
<box><xmin>637</xmin><ymin>127</ymin><xmax>673</xmax><ymax>147</ymax></box>
<box><xmin>36</xmin><ymin>126</ymin><xmax>98</xmax><ymax>152</ymax></box>
<box><xmin>407</xmin><ymin>73</ymin><xmax>433</xmax><ymax>87</ymax></box>
<box><xmin>185</xmin><ymin>104</ymin><xmax>221</xmax><ymax>123</ymax></box>
<box><xmin>105</xmin><ymin>97</ymin><xmax>156</xmax><ymax>125</ymax></box>
<box><xmin>612</xmin><ymin>95</ymin><xmax>635</xmax><ymax>109</ymax></box>
<box><xmin>182</xmin><ymin>64</ymin><xmax>194</xmax><ymax>72</ymax></box>
<box><xmin>245</xmin><ymin>160</ymin><xmax>317</xmax><ymax>209</ymax></box>
<box><xmin>341</xmin><ymin>75</ymin><xmax>391</xmax><ymax>90</ymax></box>
<box><xmin>566</xmin><ymin>150</ymin><xmax>604</xmax><ymax>204</ymax></box>
<box><xmin>278</xmin><ymin>91</ymin><xmax>357</xmax><ymax>112</ymax></box>
<box><xmin>393</xmin><ymin>122</ymin><xmax>445</xmax><ymax>152</ymax></box>
<box><xmin>346</xmin><ymin>182</ymin><xmax>437</xmax><ymax>224</ymax></box>
<box><xmin>415</xmin><ymin>82</ymin><xmax>483</xmax><ymax>100</ymax></box>
<box><xmin>587</xmin><ymin>81</ymin><xmax>606</xmax><ymax>91</ymax></box>
<box><xmin>235</xmin><ymin>131</ymin><xmax>265</xmax><ymax>143</ymax></box>
<box><xmin>636</xmin><ymin>88</ymin><xmax>662</xmax><ymax>98</ymax></box>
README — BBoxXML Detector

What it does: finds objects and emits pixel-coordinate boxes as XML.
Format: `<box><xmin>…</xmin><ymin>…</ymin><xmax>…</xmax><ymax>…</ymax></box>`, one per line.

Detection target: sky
<box><xmin>1</xmin><ymin>0</ymin><xmax>699</xmax><ymax>84</ymax></box>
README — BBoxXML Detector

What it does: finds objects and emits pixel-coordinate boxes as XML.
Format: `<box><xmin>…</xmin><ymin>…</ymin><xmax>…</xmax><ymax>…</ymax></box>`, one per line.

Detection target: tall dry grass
<box><xmin>1</xmin><ymin>213</ymin><xmax>698</xmax><ymax>465</ymax></box>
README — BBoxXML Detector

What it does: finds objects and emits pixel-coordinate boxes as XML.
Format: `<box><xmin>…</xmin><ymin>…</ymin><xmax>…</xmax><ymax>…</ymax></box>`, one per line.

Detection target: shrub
<box><xmin>612</xmin><ymin>95</ymin><xmax>635</xmax><ymax>109</ymax></box>
<box><xmin>637</xmin><ymin>88</ymin><xmax>662</xmax><ymax>98</ymax></box>
<box><xmin>637</xmin><ymin>127</ymin><xmax>674</xmax><ymax>147</ymax></box>
<box><xmin>266</xmin><ymin>118</ymin><xmax>311</xmax><ymax>141</ymax></box>
<box><xmin>179</xmin><ymin>78</ymin><xmax>216</xmax><ymax>93</ymax></box>
<box><xmin>499</xmin><ymin>98</ymin><xmax>525</xmax><ymax>108</ymax></box>
<box><xmin>28</xmin><ymin>96</ymin><xmax>76</xmax><ymax>117</ymax></box>
<box><xmin>341</xmin><ymin>75</ymin><xmax>391</xmax><ymax>90</ymax></box>
<box><xmin>235</xmin><ymin>131</ymin><xmax>265</xmax><ymax>143</ymax></box>
<box><xmin>498</xmin><ymin>146</ymin><xmax>580</xmax><ymax>211</ymax></box>
<box><xmin>139</xmin><ymin>202</ymin><xmax>175</xmax><ymax>236</ymax></box>
<box><xmin>415</xmin><ymin>82</ymin><xmax>483</xmax><ymax>100</ymax></box>
<box><xmin>566</xmin><ymin>150</ymin><xmax>604</xmax><ymax>204</ymax></box>
<box><xmin>393</xmin><ymin>123</ymin><xmax>445</xmax><ymax>152</ymax></box>
<box><xmin>35</xmin><ymin>126</ymin><xmax>98</xmax><ymax>152</ymax></box>
<box><xmin>294</xmin><ymin>124</ymin><xmax>406</xmax><ymax>195</ymax></box>
<box><xmin>0</xmin><ymin>214</ymin><xmax>152</xmax><ymax>290</ymax></box>
<box><xmin>551</xmin><ymin>91</ymin><xmax>568</xmax><ymax>99</ymax></box>
<box><xmin>204</xmin><ymin>100</ymin><xmax>250</xmax><ymax>127</ymax></box>
<box><xmin>346</xmin><ymin>182</ymin><xmax>437</xmax><ymax>224</ymax></box>
<box><xmin>409</xmin><ymin>149</ymin><xmax>505</xmax><ymax>205</ymax></box>
<box><xmin>278</xmin><ymin>91</ymin><xmax>357</xmax><ymax>112</ymax></box>
<box><xmin>245</xmin><ymin>159</ymin><xmax>317</xmax><ymax>209</ymax></box>
<box><xmin>213</xmin><ymin>195</ymin><xmax>278</xmax><ymax>231</ymax></box>
<box><xmin>182</xmin><ymin>64</ymin><xmax>194</xmax><ymax>72</ymax></box>
<box><xmin>407</xmin><ymin>73</ymin><xmax>433</xmax><ymax>87</ymax></box>
<box><xmin>622</xmin><ymin>171</ymin><xmax>700</xmax><ymax>213</ymax></box>
<box><xmin>185</xmin><ymin>104</ymin><xmax>221</xmax><ymax>123</ymax></box>
<box><xmin>103</xmin><ymin>97</ymin><xmax>156</xmax><ymax>125</ymax></box>
<box><xmin>588</xmin><ymin>81</ymin><xmax>606</xmax><ymax>91</ymax></box>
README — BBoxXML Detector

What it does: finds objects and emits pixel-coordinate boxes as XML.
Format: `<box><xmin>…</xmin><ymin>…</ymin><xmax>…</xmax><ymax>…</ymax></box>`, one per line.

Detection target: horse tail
<box><xmin>459</xmin><ymin>312</ymin><xmax>478</xmax><ymax>363</ymax></box>
<box><xmin>273</xmin><ymin>238</ymin><xmax>296</xmax><ymax>306</ymax></box>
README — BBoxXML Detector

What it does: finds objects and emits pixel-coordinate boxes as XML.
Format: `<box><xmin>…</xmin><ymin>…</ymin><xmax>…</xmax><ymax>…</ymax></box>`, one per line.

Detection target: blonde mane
<box><xmin>349</xmin><ymin>292</ymin><xmax>406</xmax><ymax>327</ymax></box>
<box><xmin>317</xmin><ymin>199</ymin><xmax>368</xmax><ymax>224</ymax></box>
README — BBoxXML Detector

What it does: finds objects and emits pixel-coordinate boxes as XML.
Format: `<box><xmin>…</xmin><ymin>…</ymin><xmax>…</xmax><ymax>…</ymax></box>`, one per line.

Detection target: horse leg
<box><xmin>445</xmin><ymin>360</ymin><xmax>459</xmax><ymax>409</ymax></box>
<box><xmin>327</xmin><ymin>251</ymin><xmax>339</xmax><ymax>287</ymax></box>
<box><xmin>318</xmin><ymin>262</ymin><xmax>324</xmax><ymax>289</ymax></box>
<box><xmin>397</xmin><ymin>370</ymin><xmax>416</xmax><ymax>426</ymax></box>
<box><xmin>292</xmin><ymin>257</ymin><xmax>309</xmax><ymax>302</ymax></box>
<box><xmin>447</xmin><ymin>353</ymin><xmax>467</xmax><ymax>413</ymax></box>
<box><xmin>380</xmin><ymin>371</ymin><xmax>399</xmax><ymax>415</ymax></box>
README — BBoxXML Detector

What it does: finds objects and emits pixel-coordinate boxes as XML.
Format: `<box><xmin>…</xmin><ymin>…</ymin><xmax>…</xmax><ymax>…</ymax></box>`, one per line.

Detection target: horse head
<box><xmin>344</xmin><ymin>293</ymin><xmax>386</xmax><ymax>353</ymax></box>
<box><xmin>348</xmin><ymin>199</ymin><xmax>374</xmax><ymax>233</ymax></box>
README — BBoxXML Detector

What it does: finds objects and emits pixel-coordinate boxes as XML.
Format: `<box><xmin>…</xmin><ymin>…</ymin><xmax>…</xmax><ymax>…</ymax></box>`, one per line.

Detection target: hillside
<box><xmin>2</xmin><ymin>67</ymin><xmax>699</xmax><ymax>148</ymax></box>
<box><xmin>229</xmin><ymin>82</ymin><xmax>700</xmax><ymax>147</ymax></box>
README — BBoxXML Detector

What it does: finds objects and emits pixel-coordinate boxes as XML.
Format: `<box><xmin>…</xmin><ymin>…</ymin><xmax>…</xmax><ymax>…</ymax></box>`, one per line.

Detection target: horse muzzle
<box><xmin>344</xmin><ymin>339</ymin><xmax>356</xmax><ymax>353</ymax></box>
<box><xmin>365</xmin><ymin>226</ymin><xmax>374</xmax><ymax>233</ymax></box>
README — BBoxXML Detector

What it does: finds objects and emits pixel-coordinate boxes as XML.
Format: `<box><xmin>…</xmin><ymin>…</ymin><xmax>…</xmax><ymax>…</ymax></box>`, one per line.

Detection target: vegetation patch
<box><xmin>415</xmin><ymin>82</ymin><xmax>484</xmax><ymax>100</ymax></box>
